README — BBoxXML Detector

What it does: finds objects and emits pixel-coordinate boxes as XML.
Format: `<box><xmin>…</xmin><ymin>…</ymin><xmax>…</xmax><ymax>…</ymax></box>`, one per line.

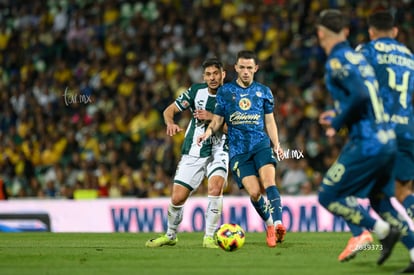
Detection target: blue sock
<box><xmin>346</xmin><ymin>221</ymin><xmax>365</xmax><ymax>237</ymax></box>
<box><xmin>345</xmin><ymin>205</ymin><xmax>366</xmax><ymax>237</ymax></box>
<box><xmin>250</xmin><ymin>195</ymin><xmax>270</xmax><ymax>222</ymax></box>
<box><xmin>372</xmin><ymin>196</ymin><xmax>414</xmax><ymax>250</ymax></box>
<box><xmin>266</xmin><ymin>185</ymin><xmax>282</xmax><ymax>222</ymax></box>
<box><xmin>319</xmin><ymin>193</ymin><xmax>376</xmax><ymax>230</ymax></box>
<box><xmin>402</xmin><ymin>194</ymin><xmax>414</xmax><ymax>222</ymax></box>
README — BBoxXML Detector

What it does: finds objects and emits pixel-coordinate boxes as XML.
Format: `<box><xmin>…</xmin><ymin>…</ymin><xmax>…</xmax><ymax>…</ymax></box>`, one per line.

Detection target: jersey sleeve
<box><xmin>175</xmin><ymin>86</ymin><xmax>195</xmax><ymax>111</ymax></box>
<box><xmin>263</xmin><ymin>87</ymin><xmax>275</xmax><ymax>114</ymax></box>
<box><xmin>328</xmin><ymin>58</ymin><xmax>371</xmax><ymax>131</ymax></box>
<box><xmin>214</xmin><ymin>87</ymin><xmax>226</xmax><ymax>117</ymax></box>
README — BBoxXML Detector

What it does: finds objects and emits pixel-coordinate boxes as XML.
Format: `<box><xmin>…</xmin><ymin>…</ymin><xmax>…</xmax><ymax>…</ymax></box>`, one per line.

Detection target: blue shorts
<box><xmin>320</xmin><ymin>141</ymin><xmax>396</xmax><ymax>198</ymax></box>
<box><xmin>229</xmin><ymin>140</ymin><xmax>277</xmax><ymax>189</ymax></box>
<box><xmin>394</xmin><ymin>138</ymin><xmax>414</xmax><ymax>181</ymax></box>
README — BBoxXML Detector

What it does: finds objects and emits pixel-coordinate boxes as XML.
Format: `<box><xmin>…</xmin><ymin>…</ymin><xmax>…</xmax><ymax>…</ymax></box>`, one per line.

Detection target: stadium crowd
<box><xmin>0</xmin><ymin>0</ymin><xmax>413</xmax><ymax>199</ymax></box>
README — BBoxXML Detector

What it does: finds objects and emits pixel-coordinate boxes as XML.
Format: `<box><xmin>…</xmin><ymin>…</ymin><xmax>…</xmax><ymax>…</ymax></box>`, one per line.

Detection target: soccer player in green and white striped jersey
<box><xmin>146</xmin><ymin>58</ymin><xmax>228</xmax><ymax>248</ymax></box>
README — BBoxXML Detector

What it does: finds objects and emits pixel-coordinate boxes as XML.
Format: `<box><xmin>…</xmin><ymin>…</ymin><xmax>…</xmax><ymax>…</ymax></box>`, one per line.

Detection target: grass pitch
<box><xmin>0</xmin><ymin>232</ymin><xmax>410</xmax><ymax>275</ymax></box>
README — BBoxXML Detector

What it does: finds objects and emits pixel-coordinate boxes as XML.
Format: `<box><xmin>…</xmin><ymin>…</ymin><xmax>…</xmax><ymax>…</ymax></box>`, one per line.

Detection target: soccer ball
<box><xmin>214</xmin><ymin>223</ymin><xmax>245</xmax><ymax>252</ymax></box>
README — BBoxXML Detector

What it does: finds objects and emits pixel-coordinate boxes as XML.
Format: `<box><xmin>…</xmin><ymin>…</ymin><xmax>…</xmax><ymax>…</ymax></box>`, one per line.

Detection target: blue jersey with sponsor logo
<box><xmin>357</xmin><ymin>37</ymin><xmax>414</xmax><ymax>141</ymax></box>
<box><xmin>215</xmin><ymin>80</ymin><xmax>274</xmax><ymax>159</ymax></box>
<box><xmin>325</xmin><ymin>41</ymin><xmax>396</xmax><ymax>156</ymax></box>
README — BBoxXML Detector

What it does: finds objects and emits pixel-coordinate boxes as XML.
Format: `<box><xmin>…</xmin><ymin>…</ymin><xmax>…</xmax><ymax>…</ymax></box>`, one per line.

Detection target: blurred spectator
<box><xmin>281</xmin><ymin>159</ymin><xmax>308</xmax><ymax>195</ymax></box>
<box><xmin>0</xmin><ymin>178</ymin><xmax>8</xmax><ymax>200</ymax></box>
<box><xmin>299</xmin><ymin>181</ymin><xmax>314</xmax><ymax>195</ymax></box>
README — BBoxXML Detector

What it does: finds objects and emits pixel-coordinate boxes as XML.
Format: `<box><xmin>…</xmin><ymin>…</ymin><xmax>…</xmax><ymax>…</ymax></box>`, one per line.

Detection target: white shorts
<box><xmin>174</xmin><ymin>148</ymin><xmax>229</xmax><ymax>191</ymax></box>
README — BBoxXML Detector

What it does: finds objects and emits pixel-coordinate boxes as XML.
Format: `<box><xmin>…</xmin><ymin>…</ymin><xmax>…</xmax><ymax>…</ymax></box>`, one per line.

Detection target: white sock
<box><xmin>410</xmin><ymin>248</ymin><xmax>414</xmax><ymax>262</ymax></box>
<box><xmin>373</xmin><ymin>219</ymin><xmax>390</xmax><ymax>240</ymax></box>
<box><xmin>266</xmin><ymin>217</ymin><xmax>274</xmax><ymax>226</ymax></box>
<box><xmin>205</xmin><ymin>196</ymin><xmax>223</xmax><ymax>237</ymax></box>
<box><xmin>166</xmin><ymin>203</ymin><xmax>184</xmax><ymax>239</ymax></box>
<box><xmin>274</xmin><ymin>220</ymin><xmax>282</xmax><ymax>226</ymax></box>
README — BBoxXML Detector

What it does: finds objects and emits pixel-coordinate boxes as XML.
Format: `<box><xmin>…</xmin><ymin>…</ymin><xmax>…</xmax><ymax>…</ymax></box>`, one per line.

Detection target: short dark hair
<box><xmin>317</xmin><ymin>9</ymin><xmax>348</xmax><ymax>34</ymax></box>
<box><xmin>202</xmin><ymin>58</ymin><xmax>223</xmax><ymax>70</ymax></box>
<box><xmin>368</xmin><ymin>11</ymin><xmax>395</xmax><ymax>31</ymax></box>
<box><xmin>236</xmin><ymin>50</ymin><xmax>258</xmax><ymax>64</ymax></box>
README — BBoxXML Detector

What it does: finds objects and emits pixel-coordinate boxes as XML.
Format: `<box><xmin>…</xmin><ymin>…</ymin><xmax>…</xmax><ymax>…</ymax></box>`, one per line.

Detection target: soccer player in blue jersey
<box><xmin>146</xmin><ymin>58</ymin><xmax>229</xmax><ymax>249</ymax></box>
<box><xmin>364</xmin><ymin>10</ymin><xmax>414</xmax><ymax>214</ymax></box>
<box><xmin>197</xmin><ymin>50</ymin><xmax>286</xmax><ymax>247</ymax></box>
<box><xmin>316</xmin><ymin>9</ymin><xmax>414</xmax><ymax>272</ymax></box>
<box><xmin>338</xmin><ymin>11</ymin><xmax>414</xmax><ymax>272</ymax></box>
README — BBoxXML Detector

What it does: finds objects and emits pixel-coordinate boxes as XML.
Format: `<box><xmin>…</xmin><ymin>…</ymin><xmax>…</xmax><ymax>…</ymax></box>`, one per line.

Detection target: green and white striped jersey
<box><xmin>175</xmin><ymin>83</ymin><xmax>228</xmax><ymax>157</ymax></box>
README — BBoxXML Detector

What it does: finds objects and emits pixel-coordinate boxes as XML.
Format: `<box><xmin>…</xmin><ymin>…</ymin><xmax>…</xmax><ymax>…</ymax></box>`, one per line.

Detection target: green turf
<box><xmin>0</xmin><ymin>232</ymin><xmax>411</xmax><ymax>275</ymax></box>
